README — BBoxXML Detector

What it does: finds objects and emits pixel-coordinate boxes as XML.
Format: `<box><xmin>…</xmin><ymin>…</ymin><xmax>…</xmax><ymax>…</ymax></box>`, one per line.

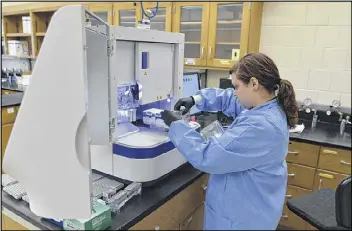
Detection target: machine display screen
<box><xmin>182</xmin><ymin>73</ymin><xmax>201</xmax><ymax>115</ymax></box>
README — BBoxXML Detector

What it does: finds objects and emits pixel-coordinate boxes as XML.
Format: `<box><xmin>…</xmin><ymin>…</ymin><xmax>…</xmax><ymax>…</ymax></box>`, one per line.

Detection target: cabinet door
<box><xmin>88</xmin><ymin>3</ymin><xmax>113</xmax><ymax>25</ymax></box>
<box><xmin>1</xmin><ymin>124</ymin><xmax>14</xmax><ymax>173</ymax></box>
<box><xmin>180</xmin><ymin>203</ymin><xmax>205</xmax><ymax>230</ymax></box>
<box><xmin>313</xmin><ymin>169</ymin><xmax>349</xmax><ymax>190</ymax></box>
<box><xmin>207</xmin><ymin>2</ymin><xmax>250</xmax><ymax>69</ymax></box>
<box><xmin>137</xmin><ymin>2</ymin><xmax>172</xmax><ymax>32</ymax></box>
<box><xmin>173</xmin><ymin>2</ymin><xmax>210</xmax><ymax>67</ymax></box>
<box><xmin>113</xmin><ymin>3</ymin><xmax>139</xmax><ymax>28</ymax></box>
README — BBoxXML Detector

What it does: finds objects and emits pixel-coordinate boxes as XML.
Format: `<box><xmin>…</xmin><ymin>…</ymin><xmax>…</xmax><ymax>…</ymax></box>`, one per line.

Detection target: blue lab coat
<box><xmin>168</xmin><ymin>88</ymin><xmax>289</xmax><ymax>230</ymax></box>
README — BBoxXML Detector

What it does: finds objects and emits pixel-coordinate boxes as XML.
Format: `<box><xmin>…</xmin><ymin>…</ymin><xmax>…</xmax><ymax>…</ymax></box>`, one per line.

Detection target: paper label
<box><xmin>7</xmin><ymin>108</ymin><xmax>15</xmax><ymax>113</ymax></box>
<box><xmin>185</xmin><ymin>58</ymin><xmax>195</xmax><ymax>65</ymax></box>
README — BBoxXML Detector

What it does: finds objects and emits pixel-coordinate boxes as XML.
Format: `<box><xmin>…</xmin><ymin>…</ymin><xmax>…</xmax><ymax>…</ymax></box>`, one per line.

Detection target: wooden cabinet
<box><xmin>207</xmin><ymin>2</ymin><xmax>250</xmax><ymax>69</ymax></box>
<box><xmin>180</xmin><ymin>203</ymin><xmax>204</xmax><ymax>230</ymax></box>
<box><xmin>2</xmin><ymin>13</ymin><xmax>32</xmax><ymax>57</ymax></box>
<box><xmin>2</xmin><ymin>106</ymin><xmax>19</xmax><ymax>125</ymax></box>
<box><xmin>280</xmin><ymin>205</ymin><xmax>307</xmax><ymax>230</ymax></box>
<box><xmin>88</xmin><ymin>3</ymin><xmax>113</xmax><ymax>25</ymax></box>
<box><xmin>2</xmin><ymin>2</ymin><xmax>263</xmax><ymax>68</ymax></box>
<box><xmin>172</xmin><ymin>2</ymin><xmax>210</xmax><ymax>67</ymax></box>
<box><xmin>287</xmin><ymin>163</ymin><xmax>316</xmax><ymax>190</ymax></box>
<box><xmin>2</xmin><ymin>124</ymin><xmax>14</xmax><ymax>173</ymax></box>
<box><xmin>113</xmin><ymin>3</ymin><xmax>139</xmax><ymax>28</ymax></box>
<box><xmin>281</xmin><ymin>185</ymin><xmax>311</xmax><ymax>230</ymax></box>
<box><xmin>137</xmin><ymin>2</ymin><xmax>172</xmax><ymax>32</ymax></box>
<box><xmin>287</xmin><ymin>141</ymin><xmax>320</xmax><ymax>167</ymax></box>
<box><xmin>130</xmin><ymin>174</ymin><xmax>208</xmax><ymax>230</ymax></box>
<box><xmin>318</xmin><ymin>147</ymin><xmax>351</xmax><ymax>175</ymax></box>
<box><xmin>172</xmin><ymin>2</ymin><xmax>262</xmax><ymax>69</ymax></box>
<box><xmin>1</xmin><ymin>213</ymin><xmax>28</xmax><ymax>230</ymax></box>
<box><xmin>313</xmin><ymin>169</ymin><xmax>349</xmax><ymax>190</ymax></box>
<box><xmin>285</xmin><ymin>185</ymin><xmax>311</xmax><ymax>204</ymax></box>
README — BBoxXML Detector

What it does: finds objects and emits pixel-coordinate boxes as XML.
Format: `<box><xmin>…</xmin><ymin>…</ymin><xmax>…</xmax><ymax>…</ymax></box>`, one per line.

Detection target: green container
<box><xmin>63</xmin><ymin>201</ymin><xmax>112</xmax><ymax>230</ymax></box>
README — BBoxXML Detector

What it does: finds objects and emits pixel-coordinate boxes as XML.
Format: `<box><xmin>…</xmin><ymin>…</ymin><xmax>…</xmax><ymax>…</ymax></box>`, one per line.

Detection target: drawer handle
<box><xmin>340</xmin><ymin>160</ymin><xmax>351</xmax><ymax>166</ymax></box>
<box><xmin>281</xmin><ymin>215</ymin><xmax>289</xmax><ymax>220</ymax></box>
<box><xmin>185</xmin><ymin>216</ymin><xmax>193</xmax><ymax>226</ymax></box>
<box><xmin>319</xmin><ymin>179</ymin><xmax>323</xmax><ymax>190</ymax></box>
<box><xmin>202</xmin><ymin>184</ymin><xmax>207</xmax><ymax>191</ymax></box>
<box><xmin>318</xmin><ymin>173</ymin><xmax>334</xmax><ymax>179</ymax></box>
<box><xmin>323</xmin><ymin>149</ymin><xmax>338</xmax><ymax>155</ymax></box>
<box><xmin>288</xmin><ymin>151</ymin><xmax>299</xmax><ymax>155</ymax></box>
<box><xmin>288</xmin><ymin>173</ymin><xmax>295</xmax><ymax>177</ymax></box>
<box><xmin>285</xmin><ymin>194</ymin><xmax>292</xmax><ymax>198</ymax></box>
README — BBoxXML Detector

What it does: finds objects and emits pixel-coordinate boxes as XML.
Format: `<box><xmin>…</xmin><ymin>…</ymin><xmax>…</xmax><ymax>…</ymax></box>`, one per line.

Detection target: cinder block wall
<box><xmin>260</xmin><ymin>2</ymin><xmax>351</xmax><ymax>107</ymax></box>
<box><xmin>207</xmin><ymin>2</ymin><xmax>351</xmax><ymax>107</ymax></box>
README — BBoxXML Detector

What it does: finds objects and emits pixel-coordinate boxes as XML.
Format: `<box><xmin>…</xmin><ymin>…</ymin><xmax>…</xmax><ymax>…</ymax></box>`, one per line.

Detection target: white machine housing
<box><xmin>3</xmin><ymin>5</ymin><xmax>185</xmax><ymax>220</ymax></box>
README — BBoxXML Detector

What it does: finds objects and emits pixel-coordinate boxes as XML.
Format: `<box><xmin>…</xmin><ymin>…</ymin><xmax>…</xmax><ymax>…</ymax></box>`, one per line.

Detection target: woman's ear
<box><xmin>250</xmin><ymin>77</ymin><xmax>259</xmax><ymax>91</ymax></box>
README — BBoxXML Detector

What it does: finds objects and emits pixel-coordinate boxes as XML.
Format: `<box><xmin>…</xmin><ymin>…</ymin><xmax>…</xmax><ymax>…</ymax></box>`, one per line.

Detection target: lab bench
<box><xmin>280</xmin><ymin>119</ymin><xmax>351</xmax><ymax>231</ymax></box>
<box><xmin>2</xmin><ymin>164</ymin><xmax>208</xmax><ymax>230</ymax></box>
<box><xmin>1</xmin><ymin>92</ymin><xmax>23</xmax><ymax>174</ymax></box>
<box><xmin>1</xmin><ymin>111</ymin><xmax>351</xmax><ymax>230</ymax></box>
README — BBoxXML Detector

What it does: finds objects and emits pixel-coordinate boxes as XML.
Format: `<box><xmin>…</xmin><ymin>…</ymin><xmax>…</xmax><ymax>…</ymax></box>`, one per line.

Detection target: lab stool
<box><xmin>286</xmin><ymin>176</ymin><xmax>351</xmax><ymax>231</ymax></box>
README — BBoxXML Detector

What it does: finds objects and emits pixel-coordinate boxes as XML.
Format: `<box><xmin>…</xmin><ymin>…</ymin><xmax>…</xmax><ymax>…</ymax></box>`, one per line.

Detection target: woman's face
<box><xmin>231</xmin><ymin>74</ymin><xmax>256</xmax><ymax>109</ymax></box>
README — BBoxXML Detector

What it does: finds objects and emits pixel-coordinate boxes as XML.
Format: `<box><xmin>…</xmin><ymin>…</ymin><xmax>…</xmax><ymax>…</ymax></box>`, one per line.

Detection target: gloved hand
<box><xmin>174</xmin><ymin>96</ymin><xmax>195</xmax><ymax>115</ymax></box>
<box><xmin>161</xmin><ymin>110</ymin><xmax>183</xmax><ymax>127</ymax></box>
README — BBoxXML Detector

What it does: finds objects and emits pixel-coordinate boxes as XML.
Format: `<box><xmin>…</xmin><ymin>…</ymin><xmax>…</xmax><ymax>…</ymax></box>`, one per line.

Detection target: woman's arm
<box><xmin>194</xmin><ymin>88</ymin><xmax>244</xmax><ymax>118</ymax></box>
<box><xmin>168</xmin><ymin>116</ymin><xmax>280</xmax><ymax>174</ymax></box>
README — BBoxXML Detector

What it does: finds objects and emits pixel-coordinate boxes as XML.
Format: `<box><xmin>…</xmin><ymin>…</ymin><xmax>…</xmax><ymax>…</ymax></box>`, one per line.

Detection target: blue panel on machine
<box><xmin>142</xmin><ymin>52</ymin><xmax>149</xmax><ymax>70</ymax></box>
<box><xmin>113</xmin><ymin>141</ymin><xmax>175</xmax><ymax>159</ymax></box>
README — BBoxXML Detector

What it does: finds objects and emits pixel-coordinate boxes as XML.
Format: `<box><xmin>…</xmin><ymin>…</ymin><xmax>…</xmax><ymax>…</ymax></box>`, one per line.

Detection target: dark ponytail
<box><xmin>231</xmin><ymin>53</ymin><xmax>298</xmax><ymax>128</ymax></box>
<box><xmin>277</xmin><ymin>79</ymin><xmax>298</xmax><ymax>128</ymax></box>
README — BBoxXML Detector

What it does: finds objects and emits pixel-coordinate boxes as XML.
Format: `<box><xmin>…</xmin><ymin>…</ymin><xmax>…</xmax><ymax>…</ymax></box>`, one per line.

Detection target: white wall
<box><xmin>207</xmin><ymin>2</ymin><xmax>351</xmax><ymax>108</ymax></box>
<box><xmin>259</xmin><ymin>2</ymin><xmax>351</xmax><ymax>107</ymax></box>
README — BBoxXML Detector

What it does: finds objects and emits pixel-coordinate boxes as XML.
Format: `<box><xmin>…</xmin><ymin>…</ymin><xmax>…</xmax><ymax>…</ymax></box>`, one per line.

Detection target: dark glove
<box><xmin>174</xmin><ymin>97</ymin><xmax>195</xmax><ymax>115</ymax></box>
<box><xmin>161</xmin><ymin>110</ymin><xmax>183</xmax><ymax>127</ymax></box>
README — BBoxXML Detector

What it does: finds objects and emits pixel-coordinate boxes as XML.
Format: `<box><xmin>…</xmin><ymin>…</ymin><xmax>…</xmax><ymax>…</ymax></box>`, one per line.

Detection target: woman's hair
<box><xmin>231</xmin><ymin>53</ymin><xmax>298</xmax><ymax>128</ymax></box>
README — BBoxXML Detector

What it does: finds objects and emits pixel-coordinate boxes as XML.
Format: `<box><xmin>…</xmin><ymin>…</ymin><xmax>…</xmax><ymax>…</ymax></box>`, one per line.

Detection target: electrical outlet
<box><xmin>232</xmin><ymin>49</ymin><xmax>240</xmax><ymax>61</ymax></box>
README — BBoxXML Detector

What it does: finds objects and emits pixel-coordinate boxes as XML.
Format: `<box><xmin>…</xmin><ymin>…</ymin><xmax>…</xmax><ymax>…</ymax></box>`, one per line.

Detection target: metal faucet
<box><xmin>340</xmin><ymin>116</ymin><xmax>351</xmax><ymax>135</ymax></box>
<box><xmin>311</xmin><ymin>109</ymin><xmax>318</xmax><ymax>128</ymax></box>
<box><xmin>326</xmin><ymin>106</ymin><xmax>343</xmax><ymax>122</ymax></box>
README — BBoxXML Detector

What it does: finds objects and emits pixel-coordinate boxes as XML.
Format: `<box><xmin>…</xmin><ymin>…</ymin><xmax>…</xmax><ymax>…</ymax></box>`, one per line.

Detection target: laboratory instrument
<box><xmin>3</xmin><ymin>5</ymin><xmax>185</xmax><ymax>219</ymax></box>
<box><xmin>2</xmin><ymin>173</ymin><xmax>18</xmax><ymax>187</ymax></box>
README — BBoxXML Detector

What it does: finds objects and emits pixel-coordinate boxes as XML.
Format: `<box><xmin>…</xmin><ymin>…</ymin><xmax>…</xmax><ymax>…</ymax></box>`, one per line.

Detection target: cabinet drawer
<box><xmin>306</xmin><ymin>223</ymin><xmax>318</xmax><ymax>230</ymax></box>
<box><xmin>2</xmin><ymin>123</ymin><xmax>14</xmax><ymax>173</ymax></box>
<box><xmin>130</xmin><ymin>174</ymin><xmax>207</xmax><ymax>230</ymax></box>
<box><xmin>287</xmin><ymin>163</ymin><xmax>315</xmax><ymax>190</ymax></box>
<box><xmin>280</xmin><ymin>205</ymin><xmax>307</xmax><ymax>230</ymax></box>
<box><xmin>2</xmin><ymin>106</ymin><xmax>19</xmax><ymax>125</ymax></box>
<box><xmin>285</xmin><ymin>185</ymin><xmax>311</xmax><ymax>204</ymax></box>
<box><xmin>313</xmin><ymin>169</ymin><xmax>349</xmax><ymax>190</ymax></box>
<box><xmin>318</xmin><ymin>147</ymin><xmax>351</xmax><ymax>174</ymax></box>
<box><xmin>2</xmin><ymin>214</ymin><xmax>28</xmax><ymax>230</ymax></box>
<box><xmin>287</xmin><ymin>141</ymin><xmax>320</xmax><ymax>167</ymax></box>
<box><xmin>180</xmin><ymin>203</ymin><xmax>204</xmax><ymax>230</ymax></box>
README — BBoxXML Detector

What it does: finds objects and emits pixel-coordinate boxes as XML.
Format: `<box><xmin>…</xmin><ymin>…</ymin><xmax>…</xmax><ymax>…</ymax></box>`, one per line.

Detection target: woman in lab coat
<box><xmin>161</xmin><ymin>53</ymin><xmax>298</xmax><ymax>230</ymax></box>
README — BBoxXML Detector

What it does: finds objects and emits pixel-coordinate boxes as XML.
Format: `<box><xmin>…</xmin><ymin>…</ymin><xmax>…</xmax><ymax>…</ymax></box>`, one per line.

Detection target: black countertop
<box><xmin>290</xmin><ymin>119</ymin><xmax>351</xmax><ymax>149</ymax></box>
<box><xmin>1</xmin><ymin>92</ymin><xmax>24</xmax><ymax>107</ymax></box>
<box><xmin>2</xmin><ymin>163</ymin><xmax>204</xmax><ymax>230</ymax></box>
